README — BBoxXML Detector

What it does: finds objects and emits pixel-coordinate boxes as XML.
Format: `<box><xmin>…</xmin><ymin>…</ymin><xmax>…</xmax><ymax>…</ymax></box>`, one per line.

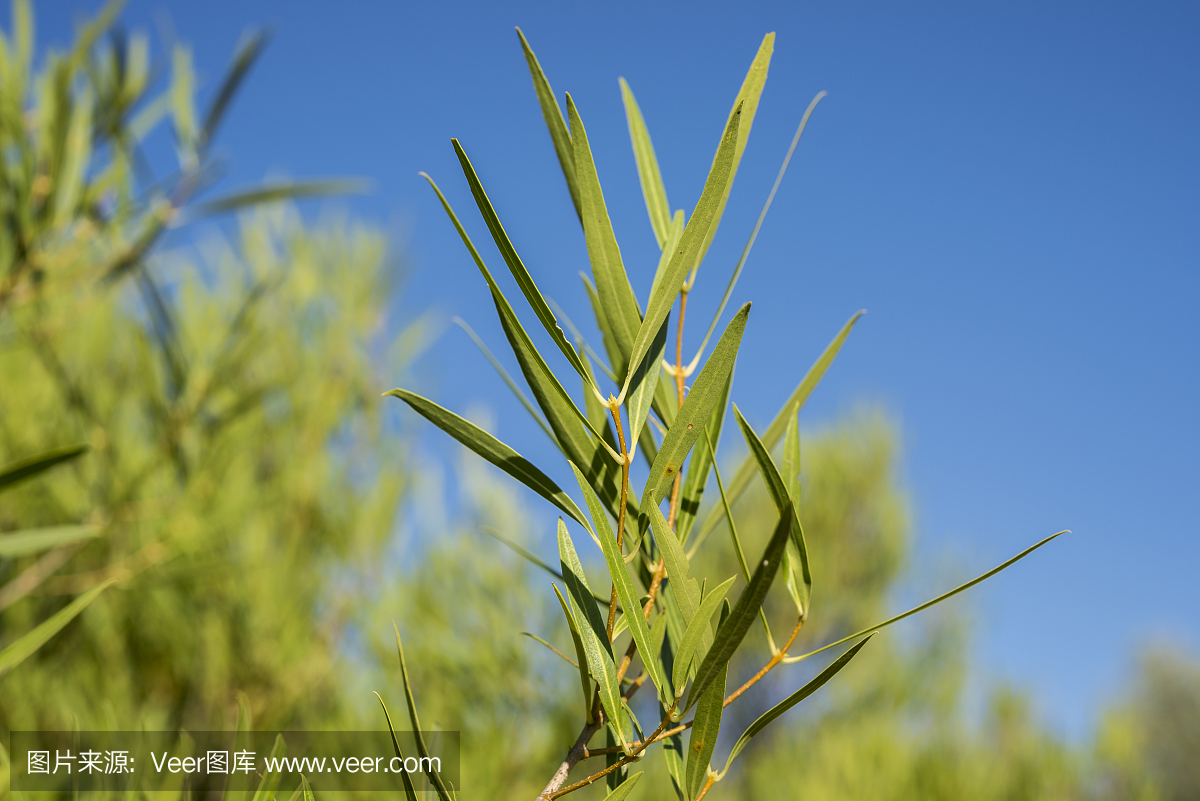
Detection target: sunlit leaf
<box><xmin>392</xmin><ymin>623</ymin><xmax>453</xmax><ymax>801</ymax></box>
<box><xmin>516</xmin><ymin>28</ymin><xmax>580</xmax><ymax>220</ymax></box>
<box><xmin>568</xmin><ymin>94</ymin><xmax>643</xmax><ymax>377</ymax></box>
<box><xmin>0</xmin><ymin>578</ymin><xmax>115</xmax><ymax>679</ymax></box>
<box><xmin>619</xmin><ymin>78</ymin><xmax>671</xmax><ymax>248</ymax></box>
<box><xmin>551</xmin><ymin>581</ymin><xmax>595</xmax><ymax>723</ymax></box>
<box><xmin>672</xmin><ymin>575</ymin><xmax>736</xmax><ymax>692</ymax></box>
<box><xmin>692</xmin><ymin>33</ymin><xmax>774</xmax><ymax>279</ymax></box>
<box><xmin>692</xmin><ymin>310</ymin><xmax>864</xmax><ymax>547</ymax></box>
<box><xmin>601</xmin><ymin>770</ymin><xmax>644</xmax><ymax>801</ymax></box>
<box><xmin>249</xmin><ymin>734</ymin><xmax>286</xmax><ymax>801</ymax></box>
<box><xmin>621</xmin><ymin>104</ymin><xmax>743</xmax><ymax>401</ymax></box>
<box><xmin>0</xmin><ymin>525</ymin><xmax>101</xmax><ymax>558</ymax></box>
<box><xmin>641</xmin><ymin>304</ymin><xmax>749</xmax><ymax>511</ymax></box>
<box><xmin>384</xmin><ymin>388</ymin><xmax>589</xmax><ymax>529</ymax></box>
<box><xmin>374</xmin><ymin>692</ymin><xmax>420</xmax><ymax>801</ymax></box>
<box><xmin>676</xmin><ymin>365</ymin><xmax>732</xmax><ymax>546</ymax></box>
<box><xmin>780</xmin><ymin>408</ymin><xmax>806</xmax><ymax>616</ymax></box>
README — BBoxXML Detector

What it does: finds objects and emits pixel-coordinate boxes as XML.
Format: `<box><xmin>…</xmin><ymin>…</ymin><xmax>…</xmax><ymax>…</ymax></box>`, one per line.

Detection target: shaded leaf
<box><xmin>0</xmin><ymin>578</ymin><xmax>115</xmax><ymax>679</ymax></box>
<box><xmin>569</xmin><ymin>462</ymin><xmax>670</xmax><ymax>704</ymax></box>
<box><xmin>558</xmin><ymin>521</ymin><xmax>627</xmax><ymax>748</ymax></box>
<box><xmin>385</xmin><ymin>388</ymin><xmax>589</xmax><ymax>529</ymax></box>
<box><xmin>551</xmin><ymin>582</ymin><xmax>595</xmax><ymax>722</ymax></box>
<box><xmin>0</xmin><ymin>444</ymin><xmax>87</xmax><ymax>492</ymax></box>
<box><xmin>250</xmin><ymin>734</ymin><xmax>286</xmax><ymax>801</ymax></box>
<box><xmin>392</xmin><ymin>623</ymin><xmax>453</xmax><ymax>801</ymax></box>
<box><xmin>373</xmin><ymin>692</ymin><xmax>420</xmax><ymax>801</ymax></box>
<box><xmin>200</xmin><ymin>29</ymin><xmax>269</xmax><ymax>149</ymax></box>
<box><xmin>722</xmin><ymin>635</ymin><xmax>873</xmax><ymax>773</ymax></box>
<box><xmin>685</xmin><ymin>600</ymin><xmax>730</xmax><ymax>798</ymax></box>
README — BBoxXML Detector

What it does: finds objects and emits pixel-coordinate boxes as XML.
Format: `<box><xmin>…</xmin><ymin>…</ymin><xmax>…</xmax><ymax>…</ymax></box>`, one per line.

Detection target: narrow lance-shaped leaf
<box><xmin>551</xmin><ymin>580</ymin><xmax>595</xmax><ymax>723</ymax></box>
<box><xmin>384</xmin><ymin>389</ymin><xmax>589</xmax><ymax>529</ymax></box>
<box><xmin>641</xmin><ymin>303</ymin><xmax>749</xmax><ymax>513</ymax></box>
<box><xmin>453</xmin><ymin>317</ymin><xmax>557</xmax><ymax>446</ymax></box>
<box><xmin>647</xmin><ymin>504</ymin><xmax>700</xmax><ymax>623</ymax></box>
<box><xmin>199</xmin><ymin>29</ymin><xmax>269</xmax><ymax>149</ymax></box>
<box><xmin>647</xmin><ymin>210</ymin><xmax>685</xmax><ymax>306</ymax></box>
<box><xmin>785</xmin><ymin>531</ymin><xmax>1069</xmax><ymax>666</ymax></box>
<box><xmin>521</xmin><ymin>631</ymin><xmax>579</xmax><ymax>667</ymax></box>
<box><xmin>625</xmin><ymin>315</ymin><xmax>667</xmax><ymax>463</ymax></box>
<box><xmin>687</xmin><ymin>90</ymin><xmax>827</xmax><ymax>373</ymax></box>
<box><xmin>558</xmin><ymin>521</ymin><xmax>628</xmax><ymax>748</ymax></box>
<box><xmin>685</xmin><ymin>509</ymin><xmax>792</xmax><ymax>711</ymax></box>
<box><xmin>420</xmin><ymin>172</ymin><xmax>621</xmax><ymax>464</ymax></box>
<box><xmin>672</xmin><ymin>575</ymin><xmax>736</xmax><ymax>692</ymax></box>
<box><xmin>186</xmin><ymin>179</ymin><xmax>369</xmax><ymax>220</ymax></box>
<box><xmin>374</xmin><ymin>692</ymin><xmax>420</xmax><ymax>801</ymax></box>
<box><xmin>780</xmin><ymin>407</ymin><xmax>806</xmax><ymax>616</ymax></box>
<box><xmin>721</xmin><ymin>635</ymin><xmax>874</xmax><ymax>774</ymax></box>
<box><xmin>693</xmin><ymin>310</ymin><xmax>864</xmax><ymax>546</ymax></box>
<box><xmin>479</xmin><ymin>526</ymin><xmax>608</xmax><ymax>605</ymax></box>
<box><xmin>691</xmin><ymin>33</ymin><xmax>774</xmax><ymax>281</ymax></box>
<box><xmin>676</xmin><ymin>364</ymin><xmax>733</xmax><ymax>546</ymax></box>
<box><xmin>619</xmin><ymin>77</ymin><xmax>671</xmax><ymax>248</ymax></box>
<box><xmin>602</xmin><ymin>771</ymin><xmax>644</xmax><ymax>801</ymax></box>
<box><xmin>621</xmin><ymin>103</ymin><xmax>743</xmax><ymax>402</ymax></box>
<box><xmin>0</xmin><ymin>525</ymin><xmax>101</xmax><ymax>558</ymax></box>
<box><xmin>250</xmin><ymin>735</ymin><xmax>286</xmax><ymax>801</ymax></box>
<box><xmin>452</xmin><ymin>139</ymin><xmax>602</xmax><ymax>401</ymax></box>
<box><xmin>516</xmin><ymin>27</ymin><xmax>580</xmax><ymax>221</ymax></box>
<box><xmin>392</xmin><ymin>623</ymin><xmax>453</xmax><ymax>801</ymax></box>
<box><xmin>0</xmin><ymin>578</ymin><xmax>115</xmax><ymax>679</ymax></box>
<box><xmin>568</xmin><ymin>93</ymin><xmax>643</xmax><ymax>377</ymax></box>
<box><xmin>569</xmin><ymin>462</ymin><xmax>671</xmax><ymax>705</ymax></box>
<box><xmin>0</xmin><ymin>444</ymin><xmax>87</xmax><ymax>492</ymax></box>
<box><xmin>685</xmin><ymin>600</ymin><xmax>730</xmax><ymax>799</ymax></box>
<box><xmin>733</xmin><ymin>403</ymin><xmax>811</xmax><ymax>618</ymax></box>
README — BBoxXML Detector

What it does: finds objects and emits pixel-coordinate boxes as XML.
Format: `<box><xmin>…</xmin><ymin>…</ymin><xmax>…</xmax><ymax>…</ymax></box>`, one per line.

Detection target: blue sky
<box><xmin>36</xmin><ymin>1</ymin><xmax>1199</xmax><ymax>737</ymax></box>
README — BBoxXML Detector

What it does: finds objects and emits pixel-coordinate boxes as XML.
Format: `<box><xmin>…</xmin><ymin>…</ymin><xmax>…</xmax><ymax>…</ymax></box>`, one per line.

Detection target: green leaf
<box><xmin>171</xmin><ymin>43</ymin><xmax>197</xmax><ymax>164</ymax></box>
<box><xmin>454</xmin><ymin>318</ymin><xmax>557</xmax><ymax>445</ymax></box>
<box><xmin>619</xmin><ymin>78</ymin><xmax>671</xmax><ymax>248</ymax></box>
<box><xmin>601</xmin><ymin>771</ymin><xmax>644</xmax><ymax>801</ymax></box>
<box><xmin>569</xmin><ymin>462</ymin><xmax>670</xmax><ymax>705</ymax></box>
<box><xmin>647</xmin><ymin>504</ymin><xmax>700</xmax><ymax>624</ymax></box>
<box><xmin>0</xmin><ymin>578</ymin><xmax>115</xmax><ymax>680</ymax></box>
<box><xmin>452</xmin><ymin>139</ymin><xmax>601</xmax><ymax>399</ymax></box>
<box><xmin>685</xmin><ymin>600</ymin><xmax>730</xmax><ymax>798</ymax></box>
<box><xmin>625</xmin><ymin>316</ymin><xmax>668</xmax><ymax>462</ymax></box>
<box><xmin>53</xmin><ymin>86</ymin><xmax>93</xmax><ymax>228</ymax></box>
<box><xmin>421</xmin><ymin>173</ymin><xmax>621</xmax><ymax>465</ymax></box>
<box><xmin>621</xmin><ymin>104</ymin><xmax>743</xmax><ymax>401</ymax></box>
<box><xmin>250</xmin><ymin>734</ymin><xmax>286</xmax><ymax>801</ymax></box>
<box><xmin>0</xmin><ymin>525</ymin><xmax>101</xmax><ymax>558</ymax></box>
<box><xmin>647</xmin><ymin>211</ymin><xmax>685</xmax><ymax>307</ymax></box>
<box><xmin>480</xmin><ymin>525</ymin><xmax>607</xmax><ymax>605</ymax></box>
<box><xmin>786</xmin><ymin>531</ymin><xmax>1069</xmax><ymax>666</ymax></box>
<box><xmin>780</xmin><ymin>409</ymin><xmax>806</xmax><ymax>616</ymax></box>
<box><xmin>523</xmin><ymin>629</ymin><xmax>581</xmax><ymax>667</ymax></box>
<box><xmin>568</xmin><ymin>94</ymin><xmax>643</xmax><ymax>377</ymax></box>
<box><xmin>300</xmin><ymin>775</ymin><xmax>315</xmax><ymax>801</ymax></box>
<box><xmin>186</xmin><ymin>179</ymin><xmax>369</xmax><ymax>220</ymax></box>
<box><xmin>0</xmin><ymin>444</ymin><xmax>87</xmax><ymax>492</ymax></box>
<box><xmin>692</xmin><ymin>310</ymin><xmax>864</xmax><ymax>547</ymax></box>
<box><xmin>392</xmin><ymin>623</ymin><xmax>453</xmax><ymax>801</ymax></box>
<box><xmin>582</xmin><ymin>274</ymin><xmax>625</xmax><ymax>384</ymax></box>
<box><xmin>685</xmin><ymin>510</ymin><xmax>792</xmax><ymax>711</ymax></box>
<box><xmin>384</xmin><ymin>388</ymin><xmax>589</xmax><ymax>529</ymax></box>
<box><xmin>722</xmin><ymin>635</ymin><xmax>873</xmax><ymax>773</ymax></box>
<box><xmin>687</xmin><ymin>91</ymin><xmax>826</xmax><ymax>372</ymax></box>
<box><xmin>516</xmin><ymin>28</ymin><xmax>580</xmax><ymax>221</ymax></box>
<box><xmin>200</xmin><ymin>29</ymin><xmax>269</xmax><ymax>149</ymax></box>
<box><xmin>676</xmin><ymin>364</ymin><xmax>733</xmax><ymax>546</ymax></box>
<box><xmin>641</xmin><ymin>304</ymin><xmax>749</xmax><ymax>511</ymax></box>
<box><xmin>558</xmin><ymin>521</ymin><xmax>628</xmax><ymax>748</ymax></box>
<box><xmin>373</xmin><ymin>692</ymin><xmax>420</xmax><ymax>801</ymax></box>
<box><xmin>692</xmin><ymin>33</ymin><xmax>774</xmax><ymax>279</ymax></box>
<box><xmin>551</xmin><ymin>581</ymin><xmax>595</xmax><ymax>723</ymax></box>
<box><xmin>672</xmin><ymin>575</ymin><xmax>736</xmax><ymax>692</ymax></box>
<box><xmin>733</xmin><ymin>404</ymin><xmax>811</xmax><ymax>618</ymax></box>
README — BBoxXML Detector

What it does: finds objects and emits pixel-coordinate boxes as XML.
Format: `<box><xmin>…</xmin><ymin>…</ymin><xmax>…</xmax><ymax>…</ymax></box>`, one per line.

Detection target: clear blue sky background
<box><xmin>36</xmin><ymin>1</ymin><xmax>1199</xmax><ymax>737</ymax></box>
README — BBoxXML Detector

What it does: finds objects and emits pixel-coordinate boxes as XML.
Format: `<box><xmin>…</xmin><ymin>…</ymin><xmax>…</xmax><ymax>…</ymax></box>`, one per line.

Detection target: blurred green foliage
<box><xmin>0</xmin><ymin>3</ymin><xmax>1198</xmax><ymax>801</ymax></box>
